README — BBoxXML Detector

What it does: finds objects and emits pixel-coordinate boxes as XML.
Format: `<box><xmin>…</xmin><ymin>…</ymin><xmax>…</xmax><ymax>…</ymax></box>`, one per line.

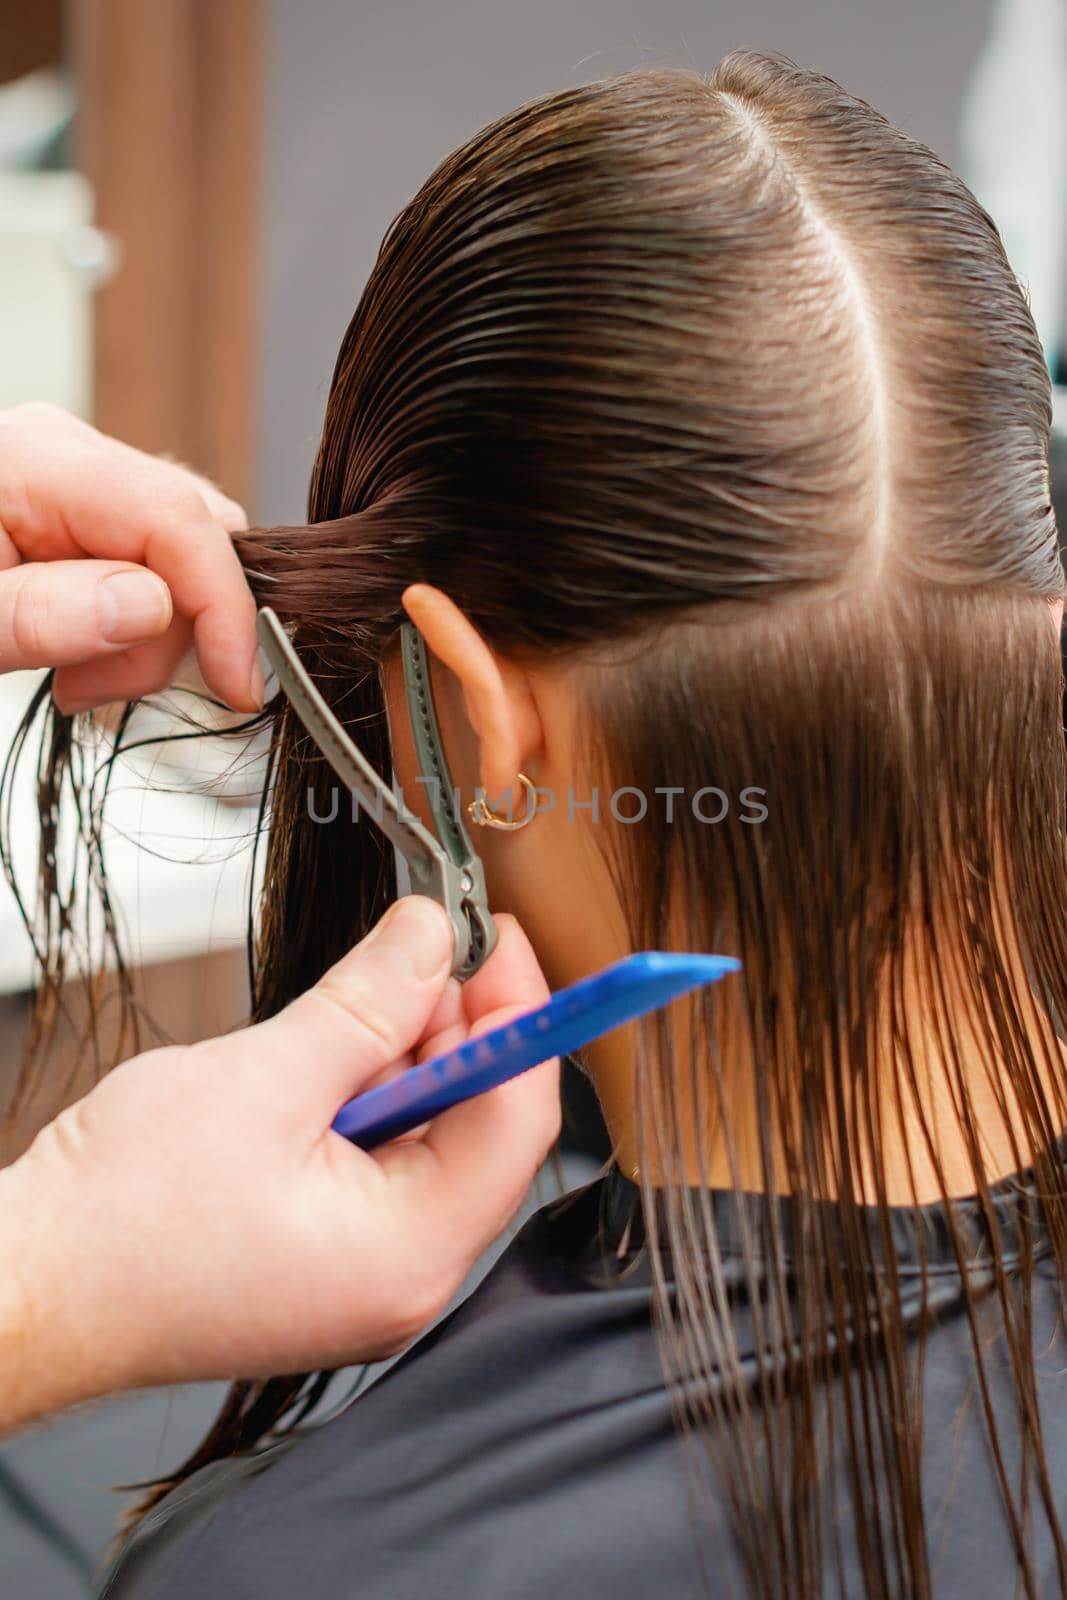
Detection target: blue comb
<box><xmin>332</xmin><ymin>950</ymin><xmax>740</xmax><ymax>1148</ymax></box>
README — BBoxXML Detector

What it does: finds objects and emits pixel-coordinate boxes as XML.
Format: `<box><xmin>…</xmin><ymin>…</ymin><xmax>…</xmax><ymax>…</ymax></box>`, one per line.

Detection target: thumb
<box><xmin>261</xmin><ymin>896</ymin><xmax>456</xmax><ymax>1115</ymax></box>
<box><xmin>0</xmin><ymin>561</ymin><xmax>173</xmax><ymax>671</ymax></box>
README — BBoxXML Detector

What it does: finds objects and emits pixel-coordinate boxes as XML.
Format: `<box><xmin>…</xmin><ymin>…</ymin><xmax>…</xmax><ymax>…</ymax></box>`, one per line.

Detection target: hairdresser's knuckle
<box><xmin>155</xmin><ymin>481</ymin><xmax>213</xmax><ymax>537</ymax></box>
<box><xmin>168</xmin><ymin>465</ymin><xmax>240</xmax><ymax>529</ymax></box>
<box><xmin>196</xmin><ymin>480</ymin><xmax>248</xmax><ymax>532</ymax></box>
<box><xmin>221</xmin><ymin>497</ymin><xmax>248</xmax><ymax>532</ymax></box>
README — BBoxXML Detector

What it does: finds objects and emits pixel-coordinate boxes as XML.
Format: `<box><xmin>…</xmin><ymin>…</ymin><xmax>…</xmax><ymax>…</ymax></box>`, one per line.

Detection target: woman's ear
<box><xmin>401</xmin><ymin>584</ymin><xmax>542</xmax><ymax>799</ymax></box>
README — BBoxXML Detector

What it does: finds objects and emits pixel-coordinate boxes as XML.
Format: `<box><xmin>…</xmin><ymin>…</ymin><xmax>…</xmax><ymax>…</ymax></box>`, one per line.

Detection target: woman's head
<box><xmin>238</xmin><ymin>51</ymin><xmax>1063</xmax><ymax>1190</ymax></box>
<box><xmin>246</xmin><ymin>53</ymin><xmax>1057</xmax><ymax>635</ymax></box>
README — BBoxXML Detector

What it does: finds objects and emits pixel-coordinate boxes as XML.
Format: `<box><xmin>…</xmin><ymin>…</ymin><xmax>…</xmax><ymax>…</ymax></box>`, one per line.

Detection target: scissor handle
<box><xmin>401</xmin><ymin>622</ymin><xmax>497</xmax><ymax>976</ymax></box>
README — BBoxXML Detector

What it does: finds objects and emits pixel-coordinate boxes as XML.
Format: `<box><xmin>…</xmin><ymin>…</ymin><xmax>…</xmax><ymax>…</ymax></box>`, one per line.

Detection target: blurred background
<box><xmin>0</xmin><ymin>1</ymin><xmax>1064</xmax><ymax>1592</ymax></box>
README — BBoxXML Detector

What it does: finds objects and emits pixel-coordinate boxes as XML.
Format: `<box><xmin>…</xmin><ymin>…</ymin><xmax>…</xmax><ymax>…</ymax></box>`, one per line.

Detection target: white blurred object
<box><xmin>0</xmin><ymin>67</ymin><xmax>74</xmax><ymax>171</ymax></box>
<box><xmin>0</xmin><ymin>673</ymin><xmax>265</xmax><ymax>994</ymax></box>
<box><xmin>0</xmin><ymin>171</ymin><xmax>118</xmax><ymax>415</ymax></box>
<box><xmin>959</xmin><ymin>0</ymin><xmax>1067</xmax><ymax>366</ymax></box>
<box><xmin>0</xmin><ymin>68</ymin><xmax>260</xmax><ymax>992</ymax></box>
<box><xmin>92</xmin><ymin>681</ymin><xmax>272</xmax><ymax>808</ymax></box>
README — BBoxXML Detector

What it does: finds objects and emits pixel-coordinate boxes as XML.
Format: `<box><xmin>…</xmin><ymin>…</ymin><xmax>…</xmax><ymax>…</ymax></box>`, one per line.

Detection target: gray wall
<box><xmin>258</xmin><ymin>0</ymin><xmax>992</xmax><ymax>522</ymax></box>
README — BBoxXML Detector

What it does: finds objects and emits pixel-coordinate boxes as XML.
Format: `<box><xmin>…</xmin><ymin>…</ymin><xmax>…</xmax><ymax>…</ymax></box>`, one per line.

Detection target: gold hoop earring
<box><xmin>467</xmin><ymin>772</ymin><xmax>537</xmax><ymax>831</ymax></box>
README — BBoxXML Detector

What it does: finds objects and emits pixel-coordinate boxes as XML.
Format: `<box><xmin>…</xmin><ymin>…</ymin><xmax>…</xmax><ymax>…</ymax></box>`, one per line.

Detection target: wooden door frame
<box><xmin>73</xmin><ymin>0</ymin><xmax>262</xmax><ymax>508</ymax></box>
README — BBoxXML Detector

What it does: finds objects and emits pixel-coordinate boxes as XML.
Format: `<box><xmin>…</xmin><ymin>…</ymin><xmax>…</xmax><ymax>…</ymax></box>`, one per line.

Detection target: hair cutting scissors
<box><xmin>257</xmin><ymin>608</ymin><xmax>494</xmax><ymax>979</ymax></box>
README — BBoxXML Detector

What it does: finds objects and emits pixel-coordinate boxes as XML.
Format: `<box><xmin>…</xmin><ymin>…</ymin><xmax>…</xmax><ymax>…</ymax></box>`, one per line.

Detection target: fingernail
<box><xmin>99</xmin><ymin>572</ymin><xmax>172</xmax><ymax>645</ymax></box>
<box><xmin>363</xmin><ymin>897</ymin><xmax>453</xmax><ymax>980</ymax></box>
<box><xmin>248</xmin><ymin>651</ymin><xmax>265</xmax><ymax>709</ymax></box>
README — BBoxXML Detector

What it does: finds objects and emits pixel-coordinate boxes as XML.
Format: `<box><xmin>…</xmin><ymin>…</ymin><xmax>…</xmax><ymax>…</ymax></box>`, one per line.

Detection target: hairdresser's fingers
<box><xmin>59</xmin><ymin>455</ymin><xmax>256</xmax><ymax>713</ymax></box>
<box><xmin>375</xmin><ymin>918</ymin><xmax>560</xmax><ymax>1253</ymax></box>
<box><xmin>377</xmin><ymin>912</ymin><xmax>552</xmax><ymax>1102</ymax></box>
<box><xmin>180</xmin><ymin>472</ymin><xmax>248</xmax><ymax>534</ymax></box>
<box><xmin>381</xmin><ymin>1056</ymin><xmax>561</xmax><ymax>1267</ymax></box>
<box><xmin>262</xmin><ymin>897</ymin><xmax>457</xmax><ymax>1119</ymax></box>
<box><xmin>409</xmin><ymin>914</ymin><xmax>545</xmax><ymax>1064</ymax></box>
<box><xmin>0</xmin><ymin>404</ymin><xmax>258</xmax><ymax>710</ymax></box>
<box><xmin>0</xmin><ymin>406</ymin><xmax>251</xmax><ymax>581</ymax></box>
<box><xmin>0</xmin><ymin>560</ymin><xmax>174</xmax><ymax>672</ymax></box>
<box><xmin>409</xmin><ymin>982</ymin><xmax>475</xmax><ymax>1066</ymax></box>
<box><xmin>337</xmin><ymin>913</ymin><xmax>549</xmax><ymax>1094</ymax></box>
<box><xmin>458</xmin><ymin>913</ymin><xmax>550</xmax><ymax>1027</ymax></box>
<box><xmin>356</xmin><ymin>981</ymin><xmax>468</xmax><ymax>1095</ymax></box>
<box><xmin>51</xmin><ymin>620</ymin><xmax>193</xmax><ymax>713</ymax></box>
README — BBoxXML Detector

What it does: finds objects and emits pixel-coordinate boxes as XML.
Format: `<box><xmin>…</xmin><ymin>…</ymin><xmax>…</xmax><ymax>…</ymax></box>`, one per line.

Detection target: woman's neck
<box><xmin>587</xmin><ymin>928</ymin><xmax>1067</xmax><ymax>1206</ymax></box>
<box><xmin>481</xmin><ymin>741</ymin><xmax>1067</xmax><ymax>1207</ymax></box>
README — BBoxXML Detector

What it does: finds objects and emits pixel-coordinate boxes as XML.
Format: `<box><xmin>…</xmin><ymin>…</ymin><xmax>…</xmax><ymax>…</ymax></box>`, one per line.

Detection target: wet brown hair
<box><xmin>8</xmin><ymin>51</ymin><xmax>1067</xmax><ymax>1597</ymax></box>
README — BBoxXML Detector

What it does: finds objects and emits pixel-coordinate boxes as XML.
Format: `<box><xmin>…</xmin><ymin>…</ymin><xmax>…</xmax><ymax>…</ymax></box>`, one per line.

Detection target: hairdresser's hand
<box><xmin>0</xmin><ymin>401</ymin><xmax>260</xmax><ymax>711</ymax></box>
<box><xmin>0</xmin><ymin>899</ymin><xmax>560</xmax><ymax>1432</ymax></box>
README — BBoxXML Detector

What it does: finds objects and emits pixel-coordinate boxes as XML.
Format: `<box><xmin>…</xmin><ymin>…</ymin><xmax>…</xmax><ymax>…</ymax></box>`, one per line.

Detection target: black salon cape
<box><xmin>99</xmin><ymin>1166</ymin><xmax>1067</xmax><ymax>1600</ymax></box>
